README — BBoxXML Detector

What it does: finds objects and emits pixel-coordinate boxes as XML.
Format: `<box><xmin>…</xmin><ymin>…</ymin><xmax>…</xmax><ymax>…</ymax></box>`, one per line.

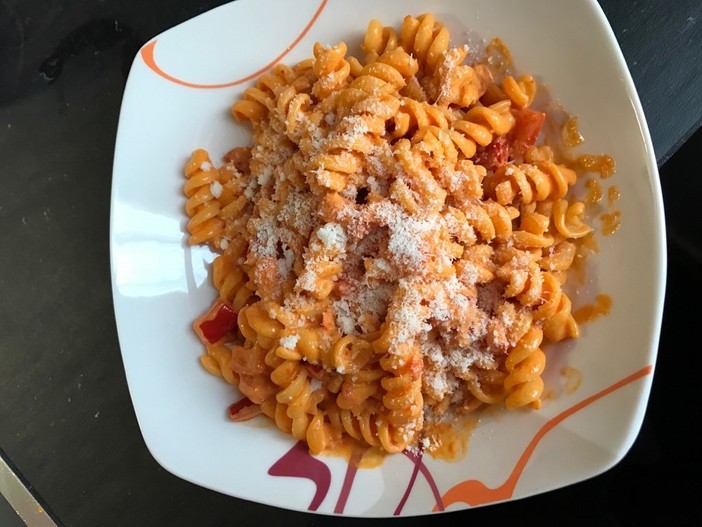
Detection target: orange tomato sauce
<box><xmin>573</xmin><ymin>294</ymin><xmax>612</xmax><ymax>324</ymax></box>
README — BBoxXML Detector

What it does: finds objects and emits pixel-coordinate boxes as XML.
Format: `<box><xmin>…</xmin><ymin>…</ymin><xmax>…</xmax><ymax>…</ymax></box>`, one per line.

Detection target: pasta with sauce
<box><xmin>183</xmin><ymin>13</ymin><xmax>616</xmax><ymax>456</ymax></box>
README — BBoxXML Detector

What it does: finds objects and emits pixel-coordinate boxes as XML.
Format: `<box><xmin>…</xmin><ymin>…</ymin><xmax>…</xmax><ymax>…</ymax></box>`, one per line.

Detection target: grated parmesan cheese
<box><xmin>316</xmin><ymin>223</ymin><xmax>347</xmax><ymax>250</ymax></box>
<box><xmin>280</xmin><ymin>335</ymin><xmax>299</xmax><ymax>349</ymax></box>
<box><xmin>257</xmin><ymin>165</ymin><xmax>274</xmax><ymax>185</ymax></box>
<box><xmin>209</xmin><ymin>181</ymin><xmax>223</xmax><ymax>198</ymax></box>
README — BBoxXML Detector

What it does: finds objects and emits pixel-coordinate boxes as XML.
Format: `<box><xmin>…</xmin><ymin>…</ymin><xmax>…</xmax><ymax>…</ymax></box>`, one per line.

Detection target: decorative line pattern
<box><xmin>268</xmin><ymin>441</ymin><xmax>331</xmax><ymax>511</ymax></box>
<box><xmin>436</xmin><ymin>364</ymin><xmax>654</xmax><ymax>510</ymax></box>
<box><xmin>140</xmin><ymin>0</ymin><xmax>328</xmax><ymax>89</ymax></box>
<box><xmin>415</xmin><ymin>455</ymin><xmax>445</xmax><ymax>512</ymax></box>
<box><xmin>395</xmin><ymin>450</ymin><xmax>444</xmax><ymax>515</ymax></box>
<box><xmin>333</xmin><ymin>449</ymin><xmax>361</xmax><ymax>514</ymax></box>
<box><xmin>394</xmin><ymin>450</ymin><xmax>423</xmax><ymax>515</ymax></box>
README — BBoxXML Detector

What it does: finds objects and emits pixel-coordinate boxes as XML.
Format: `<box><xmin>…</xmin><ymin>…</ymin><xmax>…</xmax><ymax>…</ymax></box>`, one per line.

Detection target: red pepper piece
<box><xmin>474</xmin><ymin>135</ymin><xmax>510</xmax><ymax>171</ymax></box>
<box><xmin>194</xmin><ymin>300</ymin><xmax>238</xmax><ymax>344</ymax></box>
<box><xmin>474</xmin><ymin>109</ymin><xmax>546</xmax><ymax>170</ymax></box>
<box><xmin>509</xmin><ymin>108</ymin><xmax>546</xmax><ymax>157</ymax></box>
<box><xmin>228</xmin><ymin>397</ymin><xmax>255</xmax><ymax>420</ymax></box>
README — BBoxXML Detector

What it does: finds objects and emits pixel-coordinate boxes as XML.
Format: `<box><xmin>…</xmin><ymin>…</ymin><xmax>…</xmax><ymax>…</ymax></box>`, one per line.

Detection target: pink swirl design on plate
<box><xmin>394</xmin><ymin>449</ymin><xmax>444</xmax><ymax>515</ymax></box>
<box><xmin>266</xmin><ymin>444</ymin><xmax>444</xmax><ymax>514</ymax></box>
<box><xmin>333</xmin><ymin>450</ymin><xmax>360</xmax><ymax>514</ymax></box>
<box><xmin>267</xmin><ymin>441</ymin><xmax>331</xmax><ymax>511</ymax></box>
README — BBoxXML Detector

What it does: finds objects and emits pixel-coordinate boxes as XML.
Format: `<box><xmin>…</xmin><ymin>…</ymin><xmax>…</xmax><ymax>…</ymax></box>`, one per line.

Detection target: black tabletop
<box><xmin>1</xmin><ymin>1</ymin><xmax>701</xmax><ymax>526</ymax></box>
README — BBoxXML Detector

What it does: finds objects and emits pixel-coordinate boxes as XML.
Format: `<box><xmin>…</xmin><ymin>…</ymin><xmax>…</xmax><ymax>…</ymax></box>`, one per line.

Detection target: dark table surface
<box><xmin>1</xmin><ymin>1</ymin><xmax>701</xmax><ymax>526</ymax></box>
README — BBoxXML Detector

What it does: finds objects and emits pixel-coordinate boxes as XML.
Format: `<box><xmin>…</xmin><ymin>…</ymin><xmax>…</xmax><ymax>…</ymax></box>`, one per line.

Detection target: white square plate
<box><xmin>110</xmin><ymin>0</ymin><xmax>666</xmax><ymax>516</ymax></box>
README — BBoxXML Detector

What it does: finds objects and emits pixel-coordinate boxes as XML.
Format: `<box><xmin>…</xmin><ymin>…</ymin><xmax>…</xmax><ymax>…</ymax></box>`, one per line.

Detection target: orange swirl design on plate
<box><xmin>141</xmin><ymin>0</ymin><xmax>328</xmax><ymax>89</ymax></box>
<box><xmin>436</xmin><ymin>364</ymin><xmax>653</xmax><ymax>510</ymax></box>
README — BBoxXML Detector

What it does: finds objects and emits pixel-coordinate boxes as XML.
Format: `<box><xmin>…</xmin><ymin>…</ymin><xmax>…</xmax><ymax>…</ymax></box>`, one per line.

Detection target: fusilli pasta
<box><xmin>185</xmin><ymin>14</ymin><xmax>615</xmax><ymax>457</ymax></box>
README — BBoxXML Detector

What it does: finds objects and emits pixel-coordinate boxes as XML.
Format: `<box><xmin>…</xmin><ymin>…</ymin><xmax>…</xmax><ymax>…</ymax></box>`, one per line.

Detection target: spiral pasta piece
<box><xmin>543</xmin><ymin>293</ymin><xmax>579</xmax><ymax>343</ymax></box>
<box><xmin>466</xmin><ymin>370</ymin><xmax>508</xmax><ymax>405</ymax></box>
<box><xmin>512</xmin><ymin>207</ymin><xmax>555</xmax><ymax>249</ymax></box>
<box><xmin>361</xmin><ymin>19</ymin><xmax>400</xmax><ymax>61</ymax></box>
<box><xmin>393</xmin><ymin>138</ymin><xmax>447</xmax><ymax>211</ymax></box>
<box><xmin>540</xmin><ymin>241</ymin><xmax>576</xmax><ymax>274</ymax></box>
<box><xmin>497</xmin><ymin>259</ymin><xmax>546</xmax><ymax>307</ymax></box>
<box><xmin>399</xmin><ymin>13</ymin><xmax>449</xmax><ymax>73</ymax></box>
<box><xmin>504</xmin><ymin>327</ymin><xmax>546</xmax><ymax>409</ymax></box>
<box><xmin>380</xmin><ymin>350</ymin><xmax>423</xmax><ymax>424</ymax></box>
<box><xmin>331</xmin><ymin>335</ymin><xmax>373</xmax><ymax>373</ymax></box>
<box><xmin>312</xmin><ymin>42</ymin><xmax>352</xmax><ymax>99</ymax></box>
<box><xmin>334</xmin><ymin>406</ymin><xmax>411</xmax><ymax>454</ymax></box>
<box><xmin>440</xmin><ymin>100</ymin><xmax>516</xmax><ymax>160</ymax></box>
<box><xmin>432</xmin><ymin>49</ymin><xmax>492</xmax><ymax>108</ymax></box>
<box><xmin>377</xmin><ymin>48</ymin><xmax>419</xmax><ymax>79</ymax></box>
<box><xmin>211</xmin><ymin>254</ymin><xmax>250</xmax><ymax>308</ymax></box>
<box><xmin>269</xmin><ymin>358</ymin><xmax>315</xmax><ymax>441</ymax></box>
<box><xmin>183</xmin><ymin>149</ymin><xmax>224</xmax><ymax>246</ymax></box>
<box><xmin>553</xmin><ymin>199</ymin><xmax>593</xmax><ymax>238</ymax></box>
<box><xmin>488</xmin><ymin>160</ymin><xmax>577</xmax><ymax>206</ymax></box>
<box><xmin>200</xmin><ymin>342</ymin><xmax>238</xmax><ymax>385</ymax></box>
<box><xmin>337</xmin><ymin>367</ymin><xmax>384</xmax><ymax>413</ymax></box>
<box><xmin>392</xmin><ymin>97</ymin><xmax>450</xmax><ymax>138</ymax></box>
<box><xmin>275</xmin><ymin>84</ymin><xmax>314</xmax><ymax>142</ymax></box>
<box><xmin>502</xmin><ymin>75</ymin><xmax>537</xmax><ymax>109</ymax></box>
<box><xmin>240</xmin><ymin>302</ymin><xmax>285</xmax><ymax>345</ymax></box>
<box><xmin>356</xmin><ymin>61</ymin><xmax>406</xmax><ymax>91</ymax></box>
<box><xmin>231</xmin><ymin>64</ymin><xmax>299</xmax><ymax>123</ymax></box>
<box><xmin>460</xmin><ymin>199</ymin><xmax>515</xmax><ymax>242</ymax></box>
